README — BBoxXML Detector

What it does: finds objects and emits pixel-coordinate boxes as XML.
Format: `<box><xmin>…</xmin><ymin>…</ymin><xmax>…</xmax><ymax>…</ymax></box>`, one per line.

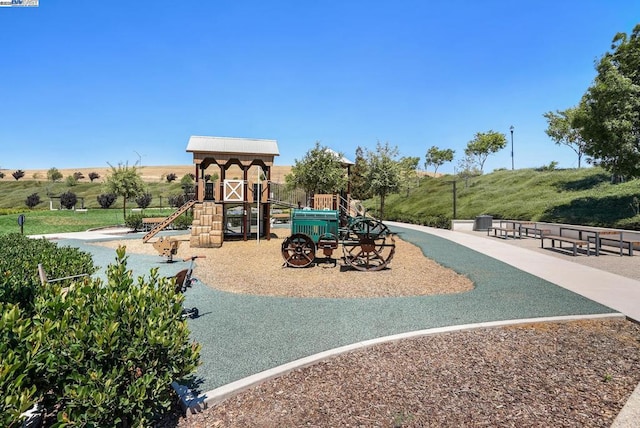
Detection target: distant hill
<box><xmin>0</xmin><ymin>165</ymin><xmax>293</xmax><ymax>183</ymax></box>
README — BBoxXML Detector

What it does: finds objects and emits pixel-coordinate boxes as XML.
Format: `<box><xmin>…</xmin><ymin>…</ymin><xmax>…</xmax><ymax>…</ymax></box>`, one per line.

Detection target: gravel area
<box><xmin>94</xmin><ymin>229</ymin><xmax>473</xmax><ymax>298</ymax></box>
<box><xmin>93</xmin><ymin>229</ymin><xmax>640</xmax><ymax>427</ymax></box>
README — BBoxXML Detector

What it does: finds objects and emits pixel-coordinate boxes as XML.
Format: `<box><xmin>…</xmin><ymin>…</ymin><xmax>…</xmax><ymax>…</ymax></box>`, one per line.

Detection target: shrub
<box><xmin>73</xmin><ymin>172</ymin><xmax>84</xmax><ymax>181</ymax></box>
<box><xmin>168</xmin><ymin>194</ymin><xmax>186</xmax><ymax>208</ymax></box>
<box><xmin>0</xmin><ymin>245</ymin><xmax>200</xmax><ymax>426</ymax></box>
<box><xmin>88</xmin><ymin>172</ymin><xmax>100</xmax><ymax>182</ymax></box>
<box><xmin>47</xmin><ymin>167</ymin><xmax>63</xmax><ymax>182</ymax></box>
<box><xmin>65</xmin><ymin>175</ymin><xmax>78</xmax><ymax>186</ymax></box>
<box><xmin>0</xmin><ymin>171</ymin><xmax>5</xmax><ymax>179</ymax></box>
<box><xmin>173</xmin><ymin>212</ymin><xmax>193</xmax><ymax>230</ymax></box>
<box><xmin>12</xmin><ymin>170</ymin><xmax>25</xmax><ymax>181</ymax></box>
<box><xmin>165</xmin><ymin>173</ymin><xmax>177</xmax><ymax>183</ymax></box>
<box><xmin>60</xmin><ymin>191</ymin><xmax>77</xmax><ymax>209</ymax></box>
<box><xmin>97</xmin><ymin>193</ymin><xmax>117</xmax><ymax>209</ymax></box>
<box><xmin>25</xmin><ymin>193</ymin><xmax>41</xmax><ymax>209</ymax></box>
<box><xmin>135</xmin><ymin>192</ymin><xmax>153</xmax><ymax>209</ymax></box>
<box><xmin>125</xmin><ymin>213</ymin><xmax>144</xmax><ymax>231</ymax></box>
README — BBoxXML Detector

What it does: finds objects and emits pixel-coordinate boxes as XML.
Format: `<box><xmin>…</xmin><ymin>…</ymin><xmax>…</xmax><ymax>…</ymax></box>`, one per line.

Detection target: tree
<box><xmin>165</xmin><ymin>173</ymin><xmax>177</xmax><ymax>183</ymax></box>
<box><xmin>456</xmin><ymin>154</ymin><xmax>482</xmax><ymax>188</ymax></box>
<box><xmin>398</xmin><ymin>156</ymin><xmax>420</xmax><ymax>196</ymax></box>
<box><xmin>103</xmin><ymin>163</ymin><xmax>146</xmax><ymax>219</ymax></box>
<box><xmin>365</xmin><ymin>142</ymin><xmax>401</xmax><ymax>220</ymax></box>
<box><xmin>180</xmin><ymin>174</ymin><xmax>195</xmax><ymax>197</ymax></box>
<box><xmin>60</xmin><ymin>191</ymin><xmax>77</xmax><ymax>209</ymax></box>
<box><xmin>47</xmin><ymin>167</ymin><xmax>63</xmax><ymax>182</ymax></box>
<box><xmin>575</xmin><ymin>24</ymin><xmax>640</xmax><ymax>179</ymax></box>
<box><xmin>285</xmin><ymin>142</ymin><xmax>348</xmax><ymax>195</ymax></box>
<box><xmin>25</xmin><ymin>193</ymin><xmax>41</xmax><ymax>209</ymax></box>
<box><xmin>88</xmin><ymin>172</ymin><xmax>100</xmax><ymax>182</ymax></box>
<box><xmin>0</xmin><ymin>171</ymin><xmax>4</xmax><ymax>179</ymax></box>
<box><xmin>350</xmin><ymin>146</ymin><xmax>372</xmax><ymax>200</ymax></box>
<box><xmin>97</xmin><ymin>193</ymin><xmax>117</xmax><ymax>209</ymax></box>
<box><xmin>464</xmin><ymin>131</ymin><xmax>507</xmax><ymax>173</ymax></box>
<box><xmin>73</xmin><ymin>172</ymin><xmax>85</xmax><ymax>181</ymax></box>
<box><xmin>12</xmin><ymin>170</ymin><xmax>25</xmax><ymax>181</ymax></box>
<box><xmin>424</xmin><ymin>146</ymin><xmax>455</xmax><ymax>175</ymax></box>
<box><xmin>543</xmin><ymin>108</ymin><xmax>588</xmax><ymax>168</ymax></box>
<box><xmin>135</xmin><ymin>192</ymin><xmax>153</xmax><ymax>209</ymax></box>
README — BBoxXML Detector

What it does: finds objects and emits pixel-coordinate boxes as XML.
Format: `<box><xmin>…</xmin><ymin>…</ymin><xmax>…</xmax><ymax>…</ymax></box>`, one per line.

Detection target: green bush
<box><xmin>1</xmin><ymin>245</ymin><xmax>200</xmax><ymax>426</ymax></box>
<box><xmin>173</xmin><ymin>212</ymin><xmax>193</xmax><ymax>230</ymax></box>
<box><xmin>0</xmin><ymin>233</ymin><xmax>95</xmax><ymax>312</ymax></box>
<box><xmin>125</xmin><ymin>213</ymin><xmax>144</xmax><ymax>231</ymax></box>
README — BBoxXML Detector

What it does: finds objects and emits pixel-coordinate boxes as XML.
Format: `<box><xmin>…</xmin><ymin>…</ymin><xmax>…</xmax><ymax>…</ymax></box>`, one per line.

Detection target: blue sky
<box><xmin>1</xmin><ymin>1</ymin><xmax>638</xmax><ymax>174</ymax></box>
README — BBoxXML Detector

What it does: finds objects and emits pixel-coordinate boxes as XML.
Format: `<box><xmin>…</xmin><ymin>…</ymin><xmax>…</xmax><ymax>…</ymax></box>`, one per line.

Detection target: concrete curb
<box><xmin>172</xmin><ymin>313</ymin><xmax>625</xmax><ymax>416</ymax></box>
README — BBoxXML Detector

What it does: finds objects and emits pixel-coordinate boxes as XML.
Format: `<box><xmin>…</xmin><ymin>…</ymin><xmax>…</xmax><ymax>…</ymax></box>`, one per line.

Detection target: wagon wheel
<box><xmin>341</xmin><ymin>218</ymin><xmax>396</xmax><ymax>271</ymax></box>
<box><xmin>281</xmin><ymin>233</ymin><xmax>316</xmax><ymax>268</ymax></box>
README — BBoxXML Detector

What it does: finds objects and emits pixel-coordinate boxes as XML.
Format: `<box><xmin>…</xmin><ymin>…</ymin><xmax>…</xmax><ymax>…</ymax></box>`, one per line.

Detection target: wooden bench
<box><xmin>142</xmin><ymin>217</ymin><xmax>168</xmax><ymax>231</ymax></box>
<box><xmin>520</xmin><ymin>225</ymin><xmax>551</xmax><ymax>239</ymax></box>
<box><xmin>487</xmin><ymin>227</ymin><xmax>519</xmax><ymax>239</ymax></box>
<box><xmin>587</xmin><ymin>235</ymin><xmax>640</xmax><ymax>256</ymax></box>
<box><xmin>541</xmin><ymin>235</ymin><xmax>590</xmax><ymax>256</ymax></box>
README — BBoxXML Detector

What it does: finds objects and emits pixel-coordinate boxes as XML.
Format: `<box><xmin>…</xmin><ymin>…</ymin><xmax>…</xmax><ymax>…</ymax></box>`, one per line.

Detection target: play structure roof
<box><xmin>186</xmin><ymin>136</ymin><xmax>279</xmax><ymax>156</ymax></box>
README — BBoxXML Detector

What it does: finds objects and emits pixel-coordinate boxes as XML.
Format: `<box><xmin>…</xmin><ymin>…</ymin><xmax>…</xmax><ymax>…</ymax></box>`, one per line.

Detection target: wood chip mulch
<box><xmin>157</xmin><ymin>318</ymin><xmax>640</xmax><ymax>428</ymax></box>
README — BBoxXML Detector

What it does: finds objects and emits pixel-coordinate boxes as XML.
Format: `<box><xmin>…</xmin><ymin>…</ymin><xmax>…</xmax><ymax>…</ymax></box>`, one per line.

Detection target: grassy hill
<box><xmin>365</xmin><ymin>167</ymin><xmax>640</xmax><ymax>230</ymax></box>
<box><xmin>0</xmin><ymin>165</ymin><xmax>292</xmax><ymax>210</ymax></box>
<box><xmin>3</xmin><ymin>166</ymin><xmax>640</xmax><ymax>233</ymax></box>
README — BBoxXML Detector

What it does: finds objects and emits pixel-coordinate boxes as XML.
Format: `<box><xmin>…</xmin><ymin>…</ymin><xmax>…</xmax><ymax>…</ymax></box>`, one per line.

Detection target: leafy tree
<box><xmin>97</xmin><ymin>193</ymin><xmax>117</xmax><ymax>209</ymax></box>
<box><xmin>456</xmin><ymin>154</ymin><xmax>482</xmax><ymax>188</ymax></box>
<box><xmin>25</xmin><ymin>193</ymin><xmax>41</xmax><ymax>209</ymax></box>
<box><xmin>12</xmin><ymin>170</ymin><xmax>25</xmax><ymax>181</ymax></box>
<box><xmin>165</xmin><ymin>172</ymin><xmax>177</xmax><ymax>183</ymax></box>
<box><xmin>365</xmin><ymin>142</ymin><xmax>401</xmax><ymax>220</ymax></box>
<box><xmin>399</xmin><ymin>156</ymin><xmax>420</xmax><ymax>196</ymax></box>
<box><xmin>575</xmin><ymin>24</ymin><xmax>640</xmax><ymax>179</ymax></box>
<box><xmin>285</xmin><ymin>142</ymin><xmax>348</xmax><ymax>195</ymax></box>
<box><xmin>350</xmin><ymin>146</ymin><xmax>372</xmax><ymax>200</ymax></box>
<box><xmin>103</xmin><ymin>163</ymin><xmax>146</xmax><ymax>219</ymax></box>
<box><xmin>0</xmin><ymin>171</ymin><xmax>4</xmax><ymax>179</ymax></box>
<box><xmin>47</xmin><ymin>167</ymin><xmax>63</xmax><ymax>182</ymax></box>
<box><xmin>88</xmin><ymin>172</ymin><xmax>100</xmax><ymax>182</ymax></box>
<box><xmin>543</xmin><ymin>107</ymin><xmax>588</xmax><ymax>168</ymax></box>
<box><xmin>464</xmin><ymin>130</ymin><xmax>507</xmax><ymax>173</ymax></box>
<box><xmin>424</xmin><ymin>146</ymin><xmax>455</xmax><ymax>175</ymax></box>
<box><xmin>60</xmin><ymin>191</ymin><xmax>78</xmax><ymax>209</ymax></box>
<box><xmin>180</xmin><ymin>174</ymin><xmax>195</xmax><ymax>197</ymax></box>
<box><xmin>73</xmin><ymin>171</ymin><xmax>84</xmax><ymax>181</ymax></box>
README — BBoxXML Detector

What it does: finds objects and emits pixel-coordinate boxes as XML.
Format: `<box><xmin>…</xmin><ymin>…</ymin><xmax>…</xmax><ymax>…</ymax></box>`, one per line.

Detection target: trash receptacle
<box><xmin>473</xmin><ymin>215</ymin><xmax>493</xmax><ymax>231</ymax></box>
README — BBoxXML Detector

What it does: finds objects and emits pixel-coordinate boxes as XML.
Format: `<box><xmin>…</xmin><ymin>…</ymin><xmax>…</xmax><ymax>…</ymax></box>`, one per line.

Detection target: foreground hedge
<box><xmin>1</xmin><ymin>238</ymin><xmax>201</xmax><ymax>426</ymax></box>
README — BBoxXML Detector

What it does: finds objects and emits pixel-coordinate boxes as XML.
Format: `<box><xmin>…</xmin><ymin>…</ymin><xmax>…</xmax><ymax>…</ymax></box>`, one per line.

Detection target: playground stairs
<box><xmin>190</xmin><ymin>201</ymin><xmax>224</xmax><ymax>248</ymax></box>
<box><xmin>142</xmin><ymin>199</ymin><xmax>197</xmax><ymax>243</ymax></box>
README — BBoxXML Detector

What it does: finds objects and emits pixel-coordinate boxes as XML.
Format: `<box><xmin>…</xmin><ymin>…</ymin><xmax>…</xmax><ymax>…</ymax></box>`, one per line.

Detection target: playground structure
<box><xmin>142</xmin><ymin>136</ymin><xmax>358</xmax><ymax>250</ymax></box>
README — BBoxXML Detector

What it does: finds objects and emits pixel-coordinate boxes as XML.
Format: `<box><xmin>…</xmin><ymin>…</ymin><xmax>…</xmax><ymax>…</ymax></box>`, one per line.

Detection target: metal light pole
<box><xmin>510</xmin><ymin>125</ymin><xmax>514</xmax><ymax>170</ymax></box>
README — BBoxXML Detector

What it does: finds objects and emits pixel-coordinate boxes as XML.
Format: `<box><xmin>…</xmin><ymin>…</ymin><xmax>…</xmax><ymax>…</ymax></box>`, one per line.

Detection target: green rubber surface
<box><xmin>58</xmin><ymin>225</ymin><xmax>615</xmax><ymax>394</ymax></box>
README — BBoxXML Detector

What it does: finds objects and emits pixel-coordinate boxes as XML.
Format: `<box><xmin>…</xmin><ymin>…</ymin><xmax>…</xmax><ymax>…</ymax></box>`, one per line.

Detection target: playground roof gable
<box><xmin>186</xmin><ymin>136</ymin><xmax>279</xmax><ymax>156</ymax></box>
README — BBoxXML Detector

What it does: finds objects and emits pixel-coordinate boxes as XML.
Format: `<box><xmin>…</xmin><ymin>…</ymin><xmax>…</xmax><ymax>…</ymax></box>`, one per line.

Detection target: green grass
<box><xmin>366</xmin><ymin>167</ymin><xmax>640</xmax><ymax>230</ymax></box>
<box><xmin>0</xmin><ymin>208</ymin><xmax>176</xmax><ymax>235</ymax></box>
<box><xmin>0</xmin><ymin>179</ymin><xmax>187</xmax><ymax>235</ymax></box>
<box><xmin>0</xmin><ymin>180</ymin><xmax>184</xmax><ymax>210</ymax></box>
